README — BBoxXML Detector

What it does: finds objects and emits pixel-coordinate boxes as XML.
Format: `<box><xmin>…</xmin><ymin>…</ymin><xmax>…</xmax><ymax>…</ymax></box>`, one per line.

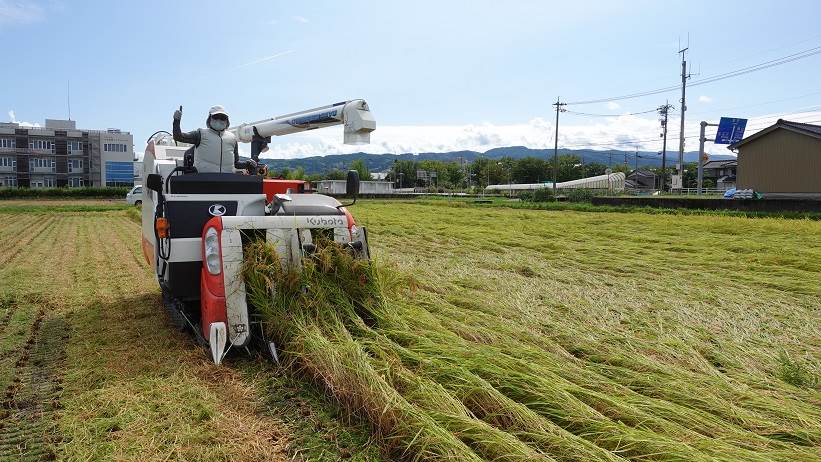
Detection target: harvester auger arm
<box><xmin>230</xmin><ymin>99</ymin><xmax>376</xmax><ymax>161</ymax></box>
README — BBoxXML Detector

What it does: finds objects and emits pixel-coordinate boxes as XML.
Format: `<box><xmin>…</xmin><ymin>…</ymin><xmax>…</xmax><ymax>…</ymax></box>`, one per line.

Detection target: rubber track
<box><xmin>0</xmin><ymin>309</ymin><xmax>68</xmax><ymax>461</ymax></box>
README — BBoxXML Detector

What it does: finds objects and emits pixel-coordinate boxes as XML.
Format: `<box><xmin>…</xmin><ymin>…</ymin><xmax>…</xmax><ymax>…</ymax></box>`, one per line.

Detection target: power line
<box><xmin>687</xmin><ymin>47</ymin><xmax>821</xmax><ymax>89</ymax></box>
<box><xmin>564</xmin><ymin>108</ymin><xmax>658</xmax><ymax>117</ymax></box>
<box><xmin>565</xmin><ymin>45</ymin><xmax>821</xmax><ymax>105</ymax></box>
<box><xmin>687</xmin><ymin>89</ymin><xmax>821</xmax><ymax>119</ymax></box>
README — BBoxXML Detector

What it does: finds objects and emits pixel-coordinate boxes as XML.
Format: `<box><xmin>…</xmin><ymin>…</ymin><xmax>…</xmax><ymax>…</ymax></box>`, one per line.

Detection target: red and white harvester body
<box><xmin>140</xmin><ymin>100</ymin><xmax>375</xmax><ymax>364</ymax></box>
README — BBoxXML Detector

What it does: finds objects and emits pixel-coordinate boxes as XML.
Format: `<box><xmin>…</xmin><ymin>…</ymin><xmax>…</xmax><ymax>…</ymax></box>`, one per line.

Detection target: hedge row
<box><xmin>0</xmin><ymin>187</ymin><xmax>130</xmax><ymax>199</ymax></box>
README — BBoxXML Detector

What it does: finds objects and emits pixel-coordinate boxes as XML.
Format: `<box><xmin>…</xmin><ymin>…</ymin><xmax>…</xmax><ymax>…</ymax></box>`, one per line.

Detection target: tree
<box><xmin>682</xmin><ymin>162</ymin><xmax>698</xmax><ymax>188</ymax></box>
<box><xmin>323</xmin><ymin>169</ymin><xmax>347</xmax><ymax>180</ymax></box>
<box><xmin>350</xmin><ymin>159</ymin><xmax>372</xmax><ymax>181</ymax></box>
<box><xmin>512</xmin><ymin>157</ymin><xmax>550</xmax><ymax>184</ymax></box>
<box><xmin>611</xmin><ymin>164</ymin><xmax>632</xmax><ymax>175</ymax></box>
<box><xmin>555</xmin><ymin>155</ymin><xmax>585</xmax><ymax>182</ymax></box>
<box><xmin>393</xmin><ymin>160</ymin><xmax>417</xmax><ymax>188</ymax></box>
<box><xmin>288</xmin><ymin>166</ymin><xmax>305</xmax><ymax>180</ymax></box>
<box><xmin>582</xmin><ymin>162</ymin><xmax>607</xmax><ymax>177</ymax></box>
<box><xmin>471</xmin><ymin>157</ymin><xmax>509</xmax><ymax>188</ymax></box>
<box><xmin>443</xmin><ymin>162</ymin><xmax>465</xmax><ymax>189</ymax></box>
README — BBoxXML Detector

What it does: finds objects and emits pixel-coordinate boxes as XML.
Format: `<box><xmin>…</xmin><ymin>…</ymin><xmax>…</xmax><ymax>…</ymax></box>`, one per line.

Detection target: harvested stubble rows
<box><xmin>243</xmin><ymin>200</ymin><xmax>820</xmax><ymax>462</ymax></box>
<box><xmin>0</xmin><ymin>208</ymin><xmax>291</xmax><ymax>461</ymax></box>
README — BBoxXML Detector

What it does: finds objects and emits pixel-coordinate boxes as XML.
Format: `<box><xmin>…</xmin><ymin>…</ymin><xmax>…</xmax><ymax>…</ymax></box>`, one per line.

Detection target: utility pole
<box><xmin>658</xmin><ymin>101</ymin><xmax>673</xmax><ymax>192</ymax></box>
<box><xmin>677</xmin><ymin>47</ymin><xmax>691</xmax><ymax>190</ymax></box>
<box><xmin>552</xmin><ymin>97</ymin><xmax>565</xmax><ymax>194</ymax></box>
<box><xmin>697</xmin><ymin>120</ymin><xmax>719</xmax><ymax>194</ymax></box>
<box><xmin>634</xmin><ymin>145</ymin><xmax>639</xmax><ymax>171</ymax></box>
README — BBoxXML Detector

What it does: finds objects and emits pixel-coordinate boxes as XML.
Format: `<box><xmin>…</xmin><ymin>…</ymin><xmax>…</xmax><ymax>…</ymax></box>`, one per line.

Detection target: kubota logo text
<box><xmin>306</xmin><ymin>216</ymin><xmax>345</xmax><ymax>227</ymax></box>
<box><xmin>208</xmin><ymin>204</ymin><xmax>226</xmax><ymax>216</ymax></box>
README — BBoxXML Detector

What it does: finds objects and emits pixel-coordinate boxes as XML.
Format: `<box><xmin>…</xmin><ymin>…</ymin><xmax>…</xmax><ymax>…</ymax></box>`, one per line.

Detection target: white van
<box><xmin>126</xmin><ymin>185</ymin><xmax>143</xmax><ymax>205</ymax></box>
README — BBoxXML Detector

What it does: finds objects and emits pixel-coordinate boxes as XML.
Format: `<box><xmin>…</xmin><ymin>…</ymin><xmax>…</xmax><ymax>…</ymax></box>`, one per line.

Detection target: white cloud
<box><xmin>251</xmin><ymin>110</ymin><xmax>821</xmax><ymax>160</ymax></box>
<box><xmin>698</xmin><ymin>95</ymin><xmax>713</xmax><ymax>103</ymax></box>
<box><xmin>606</xmin><ymin>102</ymin><xmax>620</xmax><ymax>110</ymax></box>
<box><xmin>7</xmin><ymin>109</ymin><xmax>40</xmax><ymax>128</ymax></box>
<box><xmin>292</xmin><ymin>15</ymin><xmax>309</xmax><ymax>23</ymax></box>
<box><xmin>257</xmin><ymin>114</ymin><xmax>660</xmax><ymax>159</ymax></box>
<box><xmin>0</xmin><ymin>0</ymin><xmax>44</xmax><ymax>25</ymax></box>
<box><xmin>234</xmin><ymin>50</ymin><xmax>295</xmax><ymax>69</ymax></box>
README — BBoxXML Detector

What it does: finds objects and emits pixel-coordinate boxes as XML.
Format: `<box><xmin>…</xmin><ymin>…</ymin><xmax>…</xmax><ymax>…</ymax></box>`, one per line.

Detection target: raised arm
<box><xmin>172</xmin><ymin>107</ymin><xmax>201</xmax><ymax>145</ymax></box>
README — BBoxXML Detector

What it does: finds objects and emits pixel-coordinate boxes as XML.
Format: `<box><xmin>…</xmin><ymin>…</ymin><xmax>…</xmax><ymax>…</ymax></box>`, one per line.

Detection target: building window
<box><xmin>68</xmin><ymin>141</ymin><xmax>83</xmax><ymax>152</ymax></box>
<box><xmin>44</xmin><ymin>177</ymin><xmax>55</xmax><ymax>188</ymax></box>
<box><xmin>104</xmin><ymin>143</ymin><xmax>128</xmax><ymax>153</ymax></box>
<box><xmin>29</xmin><ymin>157</ymin><xmax>56</xmax><ymax>172</ymax></box>
<box><xmin>0</xmin><ymin>157</ymin><xmax>16</xmax><ymax>169</ymax></box>
<box><xmin>105</xmin><ymin>161</ymin><xmax>133</xmax><ymax>186</ymax></box>
<box><xmin>68</xmin><ymin>177</ymin><xmax>84</xmax><ymax>187</ymax></box>
<box><xmin>0</xmin><ymin>138</ymin><xmax>15</xmax><ymax>149</ymax></box>
<box><xmin>68</xmin><ymin>159</ymin><xmax>83</xmax><ymax>173</ymax></box>
<box><xmin>1</xmin><ymin>176</ymin><xmax>17</xmax><ymax>187</ymax></box>
<box><xmin>29</xmin><ymin>139</ymin><xmax>54</xmax><ymax>152</ymax></box>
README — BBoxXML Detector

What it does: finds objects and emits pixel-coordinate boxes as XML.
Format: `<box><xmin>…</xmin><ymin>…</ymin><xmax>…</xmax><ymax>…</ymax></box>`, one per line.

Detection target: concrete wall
<box><xmin>737</xmin><ymin>128</ymin><xmax>821</xmax><ymax>193</ymax></box>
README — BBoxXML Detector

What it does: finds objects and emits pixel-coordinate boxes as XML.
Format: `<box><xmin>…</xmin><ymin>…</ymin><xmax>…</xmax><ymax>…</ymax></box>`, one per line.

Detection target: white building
<box><xmin>0</xmin><ymin>119</ymin><xmax>134</xmax><ymax>188</ymax></box>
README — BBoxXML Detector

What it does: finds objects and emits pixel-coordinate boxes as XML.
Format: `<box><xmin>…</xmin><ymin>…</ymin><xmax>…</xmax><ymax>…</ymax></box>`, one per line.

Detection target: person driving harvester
<box><xmin>173</xmin><ymin>105</ymin><xmax>265</xmax><ymax>175</ymax></box>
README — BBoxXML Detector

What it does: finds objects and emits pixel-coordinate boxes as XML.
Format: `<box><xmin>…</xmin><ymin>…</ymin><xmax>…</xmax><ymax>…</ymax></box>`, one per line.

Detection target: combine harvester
<box><xmin>140</xmin><ymin>100</ymin><xmax>376</xmax><ymax>364</ymax></box>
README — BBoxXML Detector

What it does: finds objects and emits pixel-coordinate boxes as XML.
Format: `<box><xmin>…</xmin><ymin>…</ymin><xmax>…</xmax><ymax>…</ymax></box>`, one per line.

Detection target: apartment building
<box><xmin>0</xmin><ymin>118</ymin><xmax>134</xmax><ymax>188</ymax></box>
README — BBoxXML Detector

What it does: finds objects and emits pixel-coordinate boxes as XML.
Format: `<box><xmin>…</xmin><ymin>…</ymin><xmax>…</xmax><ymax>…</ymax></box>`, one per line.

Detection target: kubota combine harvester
<box><xmin>140</xmin><ymin>100</ymin><xmax>375</xmax><ymax>364</ymax></box>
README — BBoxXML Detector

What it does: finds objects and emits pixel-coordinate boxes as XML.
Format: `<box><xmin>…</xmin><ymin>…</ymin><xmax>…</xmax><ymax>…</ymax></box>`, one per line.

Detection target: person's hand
<box><xmin>173</xmin><ymin>106</ymin><xmax>182</xmax><ymax>121</ymax></box>
<box><xmin>259</xmin><ymin>164</ymin><xmax>269</xmax><ymax>176</ymax></box>
<box><xmin>246</xmin><ymin>159</ymin><xmax>258</xmax><ymax>173</ymax></box>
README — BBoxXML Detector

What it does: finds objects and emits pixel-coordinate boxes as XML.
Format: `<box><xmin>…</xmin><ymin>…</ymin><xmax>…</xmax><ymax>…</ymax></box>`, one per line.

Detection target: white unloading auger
<box><xmin>231</xmin><ymin>99</ymin><xmax>376</xmax><ymax>160</ymax></box>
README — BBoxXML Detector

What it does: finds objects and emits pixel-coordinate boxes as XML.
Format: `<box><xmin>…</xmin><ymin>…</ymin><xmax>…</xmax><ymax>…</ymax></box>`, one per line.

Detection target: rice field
<box><xmin>0</xmin><ymin>200</ymin><xmax>818</xmax><ymax>460</ymax></box>
<box><xmin>244</xmin><ymin>200</ymin><xmax>820</xmax><ymax>461</ymax></box>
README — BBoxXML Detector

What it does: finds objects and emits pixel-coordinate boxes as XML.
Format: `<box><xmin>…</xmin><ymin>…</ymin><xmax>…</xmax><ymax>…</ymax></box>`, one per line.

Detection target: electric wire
<box><xmin>565</xmin><ymin>46</ymin><xmax>821</xmax><ymax>105</ymax></box>
<box><xmin>564</xmin><ymin>108</ymin><xmax>659</xmax><ymax>117</ymax></box>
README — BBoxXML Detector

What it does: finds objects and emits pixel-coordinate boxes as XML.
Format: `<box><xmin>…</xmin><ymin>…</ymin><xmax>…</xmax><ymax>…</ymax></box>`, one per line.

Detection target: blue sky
<box><xmin>2</xmin><ymin>0</ymin><xmax>820</xmax><ymax>158</ymax></box>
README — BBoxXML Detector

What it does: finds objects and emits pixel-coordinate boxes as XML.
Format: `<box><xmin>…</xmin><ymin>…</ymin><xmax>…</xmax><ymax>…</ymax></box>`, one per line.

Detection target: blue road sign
<box><xmin>714</xmin><ymin>117</ymin><xmax>747</xmax><ymax>144</ymax></box>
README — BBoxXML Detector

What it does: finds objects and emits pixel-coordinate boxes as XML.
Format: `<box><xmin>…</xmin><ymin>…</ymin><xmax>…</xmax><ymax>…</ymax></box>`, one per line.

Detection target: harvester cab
<box><xmin>140</xmin><ymin>100</ymin><xmax>375</xmax><ymax>364</ymax></box>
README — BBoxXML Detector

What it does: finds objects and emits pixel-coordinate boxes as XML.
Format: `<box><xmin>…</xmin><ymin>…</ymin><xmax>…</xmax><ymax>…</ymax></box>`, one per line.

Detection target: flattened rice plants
<box><xmin>241</xmin><ymin>202</ymin><xmax>820</xmax><ymax>462</ymax></box>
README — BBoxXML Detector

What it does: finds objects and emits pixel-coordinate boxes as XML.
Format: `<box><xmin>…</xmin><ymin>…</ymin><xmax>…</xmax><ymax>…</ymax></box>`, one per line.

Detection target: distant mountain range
<box><xmin>258</xmin><ymin>146</ymin><xmax>736</xmax><ymax>175</ymax></box>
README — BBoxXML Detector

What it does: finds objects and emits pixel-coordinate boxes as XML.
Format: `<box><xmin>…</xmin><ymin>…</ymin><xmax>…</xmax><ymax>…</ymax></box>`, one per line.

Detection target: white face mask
<box><xmin>211</xmin><ymin>119</ymin><xmax>228</xmax><ymax>131</ymax></box>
